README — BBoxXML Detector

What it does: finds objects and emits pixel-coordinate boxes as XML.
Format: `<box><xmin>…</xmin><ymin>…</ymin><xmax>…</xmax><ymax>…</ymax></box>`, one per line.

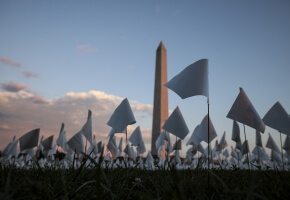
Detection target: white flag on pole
<box><xmin>162</xmin><ymin>106</ymin><xmax>189</xmax><ymax>140</ymax></box>
<box><xmin>164</xmin><ymin>59</ymin><xmax>209</xmax><ymax>99</ymax></box>
<box><xmin>19</xmin><ymin>128</ymin><xmax>40</xmax><ymax>151</ymax></box>
<box><xmin>263</xmin><ymin>101</ymin><xmax>290</xmax><ymax>136</ymax></box>
<box><xmin>227</xmin><ymin>87</ymin><xmax>265</xmax><ymax>133</ymax></box>
<box><xmin>107</xmin><ymin>98</ymin><xmax>136</xmax><ymax>132</ymax></box>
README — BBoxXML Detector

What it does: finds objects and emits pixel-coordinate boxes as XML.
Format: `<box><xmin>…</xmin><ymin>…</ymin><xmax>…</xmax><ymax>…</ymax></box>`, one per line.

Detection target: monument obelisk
<box><xmin>151</xmin><ymin>41</ymin><xmax>168</xmax><ymax>156</ymax></box>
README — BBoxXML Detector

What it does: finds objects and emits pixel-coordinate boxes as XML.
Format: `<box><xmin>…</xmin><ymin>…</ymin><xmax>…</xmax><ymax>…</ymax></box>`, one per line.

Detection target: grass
<box><xmin>1</xmin><ymin>160</ymin><xmax>290</xmax><ymax>200</ymax></box>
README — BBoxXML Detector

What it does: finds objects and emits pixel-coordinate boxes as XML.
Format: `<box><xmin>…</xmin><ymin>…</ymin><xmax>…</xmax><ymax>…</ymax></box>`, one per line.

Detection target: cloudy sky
<box><xmin>1</xmin><ymin>0</ymin><xmax>290</xmax><ymax>155</ymax></box>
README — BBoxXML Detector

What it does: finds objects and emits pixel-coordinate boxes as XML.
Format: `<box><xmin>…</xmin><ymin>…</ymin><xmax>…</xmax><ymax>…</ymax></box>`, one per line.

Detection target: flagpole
<box><xmin>207</xmin><ymin>99</ymin><xmax>210</xmax><ymax>169</ymax></box>
<box><xmin>207</xmin><ymin>99</ymin><xmax>210</xmax><ymax>199</ymax></box>
<box><xmin>243</xmin><ymin>124</ymin><xmax>250</xmax><ymax>170</ymax></box>
<box><xmin>280</xmin><ymin>132</ymin><xmax>284</xmax><ymax>170</ymax></box>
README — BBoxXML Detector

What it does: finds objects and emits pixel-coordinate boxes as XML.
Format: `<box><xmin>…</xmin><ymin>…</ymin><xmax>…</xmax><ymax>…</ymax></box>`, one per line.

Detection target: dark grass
<box><xmin>1</xmin><ymin>162</ymin><xmax>290</xmax><ymax>200</ymax></box>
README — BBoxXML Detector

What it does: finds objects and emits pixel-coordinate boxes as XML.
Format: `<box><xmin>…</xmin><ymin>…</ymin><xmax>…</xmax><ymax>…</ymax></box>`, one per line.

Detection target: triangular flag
<box><xmin>67</xmin><ymin>130</ymin><xmax>84</xmax><ymax>154</ymax></box>
<box><xmin>81</xmin><ymin>109</ymin><xmax>93</xmax><ymax>144</ymax></box>
<box><xmin>186</xmin><ymin>125</ymin><xmax>202</xmax><ymax>146</ymax></box>
<box><xmin>41</xmin><ymin>135</ymin><xmax>54</xmax><ymax>150</ymax></box>
<box><xmin>172</xmin><ymin>139</ymin><xmax>182</xmax><ymax>151</ymax></box>
<box><xmin>155</xmin><ymin>131</ymin><xmax>166</xmax><ymax>151</ymax></box>
<box><xmin>107</xmin><ymin>136</ymin><xmax>118</xmax><ymax>159</ymax></box>
<box><xmin>231</xmin><ymin>121</ymin><xmax>241</xmax><ymax>143</ymax></box>
<box><xmin>242</xmin><ymin>140</ymin><xmax>249</xmax><ymax>155</ymax></box>
<box><xmin>227</xmin><ymin>87</ymin><xmax>265</xmax><ymax>133</ymax></box>
<box><xmin>164</xmin><ymin>59</ymin><xmax>209</xmax><ymax>99</ymax></box>
<box><xmin>129</xmin><ymin>126</ymin><xmax>146</xmax><ymax>155</ymax></box>
<box><xmin>56</xmin><ymin>123</ymin><xmax>67</xmax><ymax>150</ymax></box>
<box><xmin>196</xmin><ymin>114</ymin><xmax>217</xmax><ymax>144</ymax></box>
<box><xmin>256</xmin><ymin>130</ymin><xmax>263</xmax><ymax>147</ymax></box>
<box><xmin>162</xmin><ymin>106</ymin><xmax>189</xmax><ymax>140</ymax></box>
<box><xmin>262</xmin><ymin>101</ymin><xmax>290</xmax><ymax>136</ymax></box>
<box><xmin>107</xmin><ymin>127</ymin><xmax>126</xmax><ymax>137</ymax></box>
<box><xmin>265</xmin><ymin>133</ymin><xmax>280</xmax><ymax>153</ymax></box>
<box><xmin>129</xmin><ymin>126</ymin><xmax>143</xmax><ymax>146</ymax></box>
<box><xmin>19</xmin><ymin>128</ymin><xmax>40</xmax><ymax>151</ymax></box>
<box><xmin>216</xmin><ymin>131</ymin><xmax>228</xmax><ymax>152</ymax></box>
<box><xmin>123</xmin><ymin>143</ymin><xmax>134</xmax><ymax>158</ymax></box>
<box><xmin>107</xmin><ymin>98</ymin><xmax>136</xmax><ymax>132</ymax></box>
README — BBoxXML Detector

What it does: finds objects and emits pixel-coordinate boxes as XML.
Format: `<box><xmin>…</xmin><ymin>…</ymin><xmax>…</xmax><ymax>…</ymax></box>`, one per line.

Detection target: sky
<box><xmin>0</xmin><ymin>0</ymin><xmax>290</xmax><ymax>156</ymax></box>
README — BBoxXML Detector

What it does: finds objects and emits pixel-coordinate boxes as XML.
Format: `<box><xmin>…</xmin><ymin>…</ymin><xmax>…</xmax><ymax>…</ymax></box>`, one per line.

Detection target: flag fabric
<box><xmin>186</xmin><ymin>125</ymin><xmax>202</xmax><ymax>146</ymax></box>
<box><xmin>118</xmin><ymin>137</ymin><xmax>123</xmax><ymax>153</ymax></box>
<box><xmin>242</xmin><ymin>140</ymin><xmax>249</xmax><ymax>155</ymax></box>
<box><xmin>107</xmin><ymin>98</ymin><xmax>136</xmax><ymax>132</ymax></box>
<box><xmin>231</xmin><ymin>146</ymin><xmax>238</xmax><ymax>160</ymax></box>
<box><xmin>81</xmin><ymin>109</ymin><xmax>93</xmax><ymax>144</ymax></box>
<box><xmin>227</xmin><ymin>87</ymin><xmax>265</xmax><ymax>133</ymax></box>
<box><xmin>56</xmin><ymin>123</ymin><xmax>67</xmax><ymax>150</ymax></box>
<box><xmin>41</xmin><ymin>135</ymin><xmax>54</xmax><ymax>150</ymax></box>
<box><xmin>231</xmin><ymin>121</ymin><xmax>241</xmax><ymax>143</ymax></box>
<box><xmin>256</xmin><ymin>130</ymin><xmax>263</xmax><ymax>147</ymax></box>
<box><xmin>107</xmin><ymin>135</ymin><xmax>118</xmax><ymax>159</ymax></box>
<box><xmin>262</xmin><ymin>101</ymin><xmax>290</xmax><ymax>136</ymax></box>
<box><xmin>265</xmin><ymin>133</ymin><xmax>280</xmax><ymax>153</ymax></box>
<box><xmin>155</xmin><ymin>131</ymin><xmax>166</xmax><ymax>151</ymax></box>
<box><xmin>129</xmin><ymin>126</ymin><xmax>146</xmax><ymax>155</ymax></box>
<box><xmin>164</xmin><ymin>59</ymin><xmax>209</xmax><ymax>99</ymax></box>
<box><xmin>172</xmin><ymin>139</ymin><xmax>182</xmax><ymax>151</ymax></box>
<box><xmin>19</xmin><ymin>128</ymin><xmax>40</xmax><ymax>151</ymax></box>
<box><xmin>107</xmin><ymin>127</ymin><xmax>126</xmax><ymax>137</ymax></box>
<box><xmin>67</xmin><ymin>130</ymin><xmax>84</xmax><ymax>154</ymax></box>
<box><xmin>196</xmin><ymin>114</ymin><xmax>217</xmax><ymax>144</ymax></box>
<box><xmin>217</xmin><ymin>132</ymin><xmax>228</xmax><ymax>152</ymax></box>
<box><xmin>162</xmin><ymin>106</ymin><xmax>189</xmax><ymax>140</ymax></box>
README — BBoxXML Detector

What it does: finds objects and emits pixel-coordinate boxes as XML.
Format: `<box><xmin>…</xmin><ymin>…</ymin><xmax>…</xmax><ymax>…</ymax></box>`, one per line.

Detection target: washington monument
<box><xmin>151</xmin><ymin>41</ymin><xmax>168</xmax><ymax>156</ymax></box>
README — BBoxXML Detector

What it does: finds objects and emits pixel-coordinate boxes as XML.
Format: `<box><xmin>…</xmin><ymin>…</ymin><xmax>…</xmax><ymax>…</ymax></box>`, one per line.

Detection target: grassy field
<box><xmin>1</xmin><ymin>160</ymin><xmax>290</xmax><ymax>200</ymax></box>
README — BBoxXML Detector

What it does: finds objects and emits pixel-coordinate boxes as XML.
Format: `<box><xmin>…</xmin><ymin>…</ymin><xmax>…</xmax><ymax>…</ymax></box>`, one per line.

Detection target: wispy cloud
<box><xmin>22</xmin><ymin>71</ymin><xmax>39</xmax><ymax>78</ymax></box>
<box><xmin>0</xmin><ymin>57</ymin><xmax>21</xmax><ymax>67</ymax></box>
<box><xmin>1</xmin><ymin>82</ymin><xmax>27</xmax><ymax>92</ymax></box>
<box><xmin>0</xmin><ymin>90</ymin><xmax>153</xmax><ymax>150</ymax></box>
<box><xmin>76</xmin><ymin>44</ymin><xmax>97</xmax><ymax>53</ymax></box>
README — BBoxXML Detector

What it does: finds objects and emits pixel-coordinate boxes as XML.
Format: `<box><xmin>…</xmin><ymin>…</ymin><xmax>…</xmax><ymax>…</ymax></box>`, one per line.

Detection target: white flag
<box><xmin>164</xmin><ymin>59</ymin><xmax>209</xmax><ymax>99</ymax></box>
<box><xmin>217</xmin><ymin>132</ymin><xmax>228</xmax><ymax>152</ymax></box>
<box><xmin>56</xmin><ymin>123</ymin><xmax>67</xmax><ymax>150</ymax></box>
<box><xmin>19</xmin><ymin>128</ymin><xmax>40</xmax><ymax>151</ymax></box>
<box><xmin>227</xmin><ymin>87</ymin><xmax>265</xmax><ymax>133</ymax></box>
<box><xmin>172</xmin><ymin>139</ymin><xmax>182</xmax><ymax>151</ymax></box>
<box><xmin>256</xmin><ymin>130</ymin><xmax>263</xmax><ymax>148</ymax></box>
<box><xmin>242</xmin><ymin>140</ymin><xmax>249</xmax><ymax>155</ymax></box>
<box><xmin>81</xmin><ymin>109</ymin><xmax>93</xmax><ymax>144</ymax></box>
<box><xmin>231</xmin><ymin>121</ymin><xmax>241</xmax><ymax>143</ymax></box>
<box><xmin>162</xmin><ymin>106</ymin><xmax>189</xmax><ymax>140</ymax></box>
<box><xmin>196</xmin><ymin>114</ymin><xmax>217</xmax><ymax>144</ymax></box>
<box><xmin>263</xmin><ymin>101</ymin><xmax>290</xmax><ymax>136</ymax></box>
<box><xmin>41</xmin><ymin>135</ymin><xmax>54</xmax><ymax>150</ymax></box>
<box><xmin>107</xmin><ymin>98</ymin><xmax>136</xmax><ymax>132</ymax></box>
<box><xmin>129</xmin><ymin>126</ymin><xmax>146</xmax><ymax>155</ymax></box>
<box><xmin>186</xmin><ymin>125</ymin><xmax>202</xmax><ymax>146</ymax></box>
<box><xmin>265</xmin><ymin>133</ymin><xmax>280</xmax><ymax>153</ymax></box>
<box><xmin>67</xmin><ymin>130</ymin><xmax>84</xmax><ymax>154</ymax></box>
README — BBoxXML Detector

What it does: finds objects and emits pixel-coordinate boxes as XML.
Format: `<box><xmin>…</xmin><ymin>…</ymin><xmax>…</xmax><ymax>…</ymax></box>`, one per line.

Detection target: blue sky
<box><xmin>0</xmin><ymin>0</ymin><xmax>290</xmax><ymax>155</ymax></box>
